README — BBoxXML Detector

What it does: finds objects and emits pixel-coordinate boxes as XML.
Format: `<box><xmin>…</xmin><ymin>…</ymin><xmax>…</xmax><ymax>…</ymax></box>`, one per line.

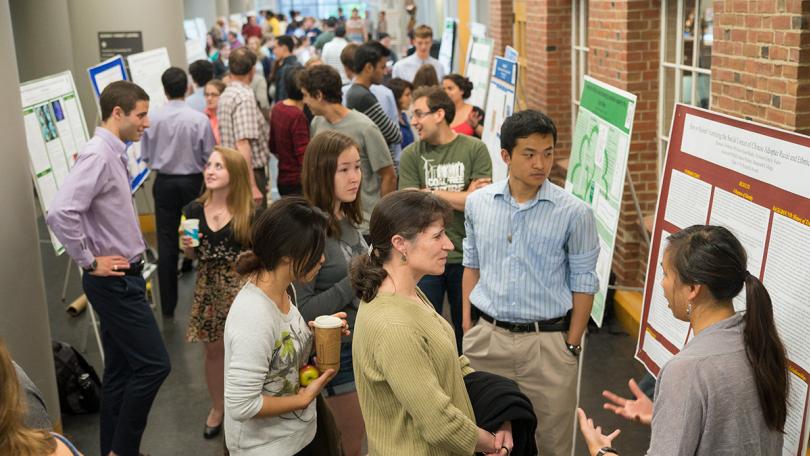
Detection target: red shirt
<box><xmin>452</xmin><ymin>121</ymin><xmax>475</xmax><ymax>136</ymax></box>
<box><xmin>269</xmin><ymin>102</ymin><xmax>309</xmax><ymax>186</ymax></box>
<box><xmin>242</xmin><ymin>24</ymin><xmax>262</xmax><ymax>40</ymax></box>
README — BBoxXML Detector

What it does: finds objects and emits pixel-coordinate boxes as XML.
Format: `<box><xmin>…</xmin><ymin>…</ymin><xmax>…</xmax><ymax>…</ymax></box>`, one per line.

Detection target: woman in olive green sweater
<box><xmin>350</xmin><ymin>190</ymin><xmax>512</xmax><ymax>455</ymax></box>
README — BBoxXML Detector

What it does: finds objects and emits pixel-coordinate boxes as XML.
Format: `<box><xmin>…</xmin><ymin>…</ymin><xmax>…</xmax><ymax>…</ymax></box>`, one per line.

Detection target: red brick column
<box><xmin>711</xmin><ymin>1</ymin><xmax>810</xmax><ymax>135</ymax></box>
<box><xmin>525</xmin><ymin>1</ymin><xmax>573</xmax><ymax>157</ymax></box>
<box><xmin>489</xmin><ymin>0</ymin><xmax>514</xmax><ymax>56</ymax></box>
<box><xmin>587</xmin><ymin>1</ymin><xmax>661</xmax><ymax>286</ymax></box>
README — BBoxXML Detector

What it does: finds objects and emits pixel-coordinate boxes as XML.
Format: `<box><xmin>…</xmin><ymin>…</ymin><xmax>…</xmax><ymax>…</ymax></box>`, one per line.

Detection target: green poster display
<box><xmin>565</xmin><ymin>76</ymin><xmax>637</xmax><ymax>326</ymax></box>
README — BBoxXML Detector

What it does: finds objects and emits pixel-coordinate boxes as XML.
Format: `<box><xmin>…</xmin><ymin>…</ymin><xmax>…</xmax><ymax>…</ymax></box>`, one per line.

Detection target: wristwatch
<box><xmin>566</xmin><ymin>343</ymin><xmax>582</xmax><ymax>357</ymax></box>
<box><xmin>597</xmin><ymin>447</ymin><xmax>619</xmax><ymax>455</ymax></box>
<box><xmin>83</xmin><ymin>259</ymin><xmax>98</xmax><ymax>273</ymax></box>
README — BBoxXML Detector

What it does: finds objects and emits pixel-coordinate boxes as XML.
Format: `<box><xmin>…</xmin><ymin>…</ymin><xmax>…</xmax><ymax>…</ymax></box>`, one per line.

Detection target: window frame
<box><xmin>571</xmin><ymin>0</ymin><xmax>589</xmax><ymax>134</ymax></box>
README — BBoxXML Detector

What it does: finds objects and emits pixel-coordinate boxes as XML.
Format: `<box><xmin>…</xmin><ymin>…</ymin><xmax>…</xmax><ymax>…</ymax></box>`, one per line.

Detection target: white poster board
<box><xmin>20</xmin><ymin>72</ymin><xmax>90</xmax><ymax>254</ymax></box>
<box><xmin>438</xmin><ymin>17</ymin><xmax>457</xmax><ymax>75</ymax></box>
<box><xmin>127</xmin><ymin>47</ymin><xmax>172</xmax><ymax>112</ymax></box>
<box><xmin>481</xmin><ymin>57</ymin><xmax>517</xmax><ymax>182</ymax></box>
<box><xmin>564</xmin><ymin>76</ymin><xmax>636</xmax><ymax>326</ymax></box>
<box><xmin>464</xmin><ymin>35</ymin><xmax>494</xmax><ymax>109</ymax></box>
<box><xmin>636</xmin><ymin>104</ymin><xmax>810</xmax><ymax>456</ymax></box>
<box><xmin>185</xmin><ymin>40</ymin><xmax>207</xmax><ymax>64</ymax></box>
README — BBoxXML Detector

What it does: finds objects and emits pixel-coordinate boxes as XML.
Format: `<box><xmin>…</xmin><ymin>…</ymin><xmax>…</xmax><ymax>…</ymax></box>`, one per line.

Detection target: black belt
<box><xmin>477</xmin><ymin>308</ymin><xmax>570</xmax><ymax>333</ymax></box>
<box><xmin>123</xmin><ymin>257</ymin><xmax>145</xmax><ymax>277</ymax></box>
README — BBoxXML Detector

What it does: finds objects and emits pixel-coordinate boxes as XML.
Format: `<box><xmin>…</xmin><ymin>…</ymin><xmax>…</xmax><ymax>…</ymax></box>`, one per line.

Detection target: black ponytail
<box><xmin>667</xmin><ymin>225</ymin><xmax>788</xmax><ymax>432</ymax></box>
<box><xmin>743</xmin><ymin>273</ymin><xmax>788</xmax><ymax>432</ymax></box>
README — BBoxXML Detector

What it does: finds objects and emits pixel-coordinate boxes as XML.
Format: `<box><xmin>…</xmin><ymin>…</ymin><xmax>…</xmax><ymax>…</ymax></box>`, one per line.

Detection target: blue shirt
<box><xmin>186</xmin><ymin>87</ymin><xmax>206</xmax><ymax>113</ymax></box>
<box><xmin>463</xmin><ymin>179</ymin><xmax>599</xmax><ymax>322</ymax></box>
<box><xmin>140</xmin><ymin>100</ymin><xmax>215</xmax><ymax>174</ymax></box>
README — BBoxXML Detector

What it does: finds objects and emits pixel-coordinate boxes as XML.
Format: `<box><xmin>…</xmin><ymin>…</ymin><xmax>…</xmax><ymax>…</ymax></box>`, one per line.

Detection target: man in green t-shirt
<box><xmin>398</xmin><ymin>86</ymin><xmax>492</xmax><ymax>352</ymax></box>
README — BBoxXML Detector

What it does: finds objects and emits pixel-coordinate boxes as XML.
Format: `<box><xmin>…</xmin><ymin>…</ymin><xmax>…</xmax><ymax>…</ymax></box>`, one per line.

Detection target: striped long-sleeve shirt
<box><xmin>345</xmin><ymin>83</ymin><xmax>402</xmax><ymax>146</ymax></box>
<box><xmin>463</xmin><ymin>179</ymin><xmax>600</xmax><ymax>322</ymax></box>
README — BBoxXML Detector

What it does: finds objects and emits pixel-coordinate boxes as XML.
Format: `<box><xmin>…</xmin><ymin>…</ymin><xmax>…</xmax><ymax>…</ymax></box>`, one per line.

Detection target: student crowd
<box><xmin>0</xmin><ymin>10</ymin><xmax>791</xmax><ymax>456</ymax></box>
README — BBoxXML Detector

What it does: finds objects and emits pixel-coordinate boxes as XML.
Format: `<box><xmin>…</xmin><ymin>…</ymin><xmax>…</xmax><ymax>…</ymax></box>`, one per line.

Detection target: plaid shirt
<box><xmin>217</xmin><ymin>81</ymin><xmax>270</xmax><ymax>169</ymax></box>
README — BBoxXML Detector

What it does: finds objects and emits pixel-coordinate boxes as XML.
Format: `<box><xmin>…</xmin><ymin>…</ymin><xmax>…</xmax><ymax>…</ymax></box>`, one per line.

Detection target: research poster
<box><xmin>464</xmin><ymin>35</ymin><xmax>493</xmax><ymax>110</ymax></box>
<box><xmin>127</xmin><ymin>47</ymin><xmax>172</xmax><ymax>112</ymax></box>
<box><xmin>20</xmin><ymin>71</ymin><xmax>90</xmax><ymax>255</ymax></box>
<box><xmin>438</xmin><ymin>17</ymin><xmax>457</xmax><ymax>75</ymax></box>
<box><xmin>565</xmin><ymin>76</ymin><xmax>636</xmax><ymax>326</ymax></box>
<box><xmin>636</xmin><ymin>104</ymin><xmax>810</xmax><ymax>456</ymax></box>
<box><xmin>481</xmin><ymin>57</ymin><xmax>517</xmax><ymax>182</ymax></box>
<box><xmin>87</xmin><ymin>56</ymin><xmax>150</xmax><ymax>192</ymax></box>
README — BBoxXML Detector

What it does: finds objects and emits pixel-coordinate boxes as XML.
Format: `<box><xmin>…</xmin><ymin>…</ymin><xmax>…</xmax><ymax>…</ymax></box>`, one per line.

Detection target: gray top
<box><xmin>294</xmin><ymin>218</ymin><xmax>367</xmax><ymax>341</ymax></box>
<box><xmin>14</xmin><ymin>361</ymin><xmax>52</xmax><ymax>430</ymax></box>
<box><xmin>647</xmin><ymin>313</ymin><xmax>783</xmax><ymax>455</ymax></box>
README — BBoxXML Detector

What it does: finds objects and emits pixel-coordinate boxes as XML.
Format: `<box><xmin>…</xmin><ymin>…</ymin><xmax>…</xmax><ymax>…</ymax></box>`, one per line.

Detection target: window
<box><xmin>263</xmin><ymin>1</ymin><xmax>369</xmax><ymax>21</ymax></box>
<box><xmin>571</xmin><ymin>0</ymin><xmax>589</xmax><ymax>134</ymax></box>
<box><xmin>658</xmin><ymin>0</ymin><xmax>713</xmax><ymax>170</ymax></box>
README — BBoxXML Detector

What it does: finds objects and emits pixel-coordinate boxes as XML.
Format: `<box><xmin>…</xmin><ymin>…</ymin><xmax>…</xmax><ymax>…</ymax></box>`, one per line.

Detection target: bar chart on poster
<box><xmin>636</xmin><ymin>104</ymin><xmax>810</xmax><ymax>456</ymax></box>
<box><xmin>20</xmin><ymin>71</ymin><xmax>90</xmax><ymax>255</ymax></box>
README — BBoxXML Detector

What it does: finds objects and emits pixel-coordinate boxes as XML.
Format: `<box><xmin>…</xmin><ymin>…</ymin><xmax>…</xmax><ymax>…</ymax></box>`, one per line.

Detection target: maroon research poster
<box><xmin>635</xmin><ymin>104</ymin><xmax>810</xmax><ymax>456</ymax></box>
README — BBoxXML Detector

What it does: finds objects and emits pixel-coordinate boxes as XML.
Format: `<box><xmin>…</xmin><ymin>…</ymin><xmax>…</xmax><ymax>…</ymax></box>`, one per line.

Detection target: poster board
<box><xmin>185</xmin><ymin>40</ymin><xmax>207</xmax><ymax>64</ymax></box>
<box><xmin>564</xmin><ymin>76</ymin><xmax>636</xmax><ymax>326</ymax></box>
<box><xmin>481</xmin><ymin>57</ymin><xmax>517</xmax><ymax>182</ymax></box>
<box><xmin>87</xmin><ymin>57</ymin><xmax>150</xmax><ymax>192</ymax></box>
<box><xmin>20</xmin><ymin>71</ymin><xmax>90</xmax><ymax>255</ymax></box>
<box><xmin>635</xmin><ymin>104</ymin><xmax>810</xmax><ymax>456</ymax></box>
<box><xmin>504</xmin><ymin>45</ymin><xmax>519</xmax><ymax>62</ymax></box>
<box><xmin>438</xmin><ymin>17</ymin><xmax>458</xmax><ymax>75</ymax></box>
<box><xmin>127</xmin><ymin>47</ymin><xmax>172</xmax><ymax>112</ymax></box>
<box><xmin>464</xmin><ymin>35</ymin><xmax>494</xmax><ymax>110</ymax></box>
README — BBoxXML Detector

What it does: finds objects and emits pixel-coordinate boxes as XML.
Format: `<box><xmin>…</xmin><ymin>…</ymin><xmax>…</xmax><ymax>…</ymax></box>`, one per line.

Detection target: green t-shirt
<box><xmin>398</xmin><ymin>134</ymin><xmax>492</xmax><ymax>263</ymax></box>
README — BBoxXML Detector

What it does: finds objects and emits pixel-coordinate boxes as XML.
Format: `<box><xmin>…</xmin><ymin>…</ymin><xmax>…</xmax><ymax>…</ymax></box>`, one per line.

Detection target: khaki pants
<box><xmin>463</xmin><ymin>319</ymin><xmax>579</xmax><ymax>456</ymax></box>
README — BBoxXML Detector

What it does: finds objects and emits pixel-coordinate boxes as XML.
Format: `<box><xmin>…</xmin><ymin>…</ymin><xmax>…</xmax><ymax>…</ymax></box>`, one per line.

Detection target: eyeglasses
<box><xmin>412</xmin><ymin>109</ymin><xmax>438</xmax><ymax>119</ymax></box>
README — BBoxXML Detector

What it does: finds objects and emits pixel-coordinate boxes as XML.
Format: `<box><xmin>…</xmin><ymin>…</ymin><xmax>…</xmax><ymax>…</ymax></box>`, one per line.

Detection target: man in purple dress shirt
<box><xmin>141</xmin><ymin>67</ymin><xmax>215</xmax><ymax>318</ymax></box>
<box><xmin>46</xmin><ymin>81</ymin><xmax>171</xmax><ymax>456</ymax></box>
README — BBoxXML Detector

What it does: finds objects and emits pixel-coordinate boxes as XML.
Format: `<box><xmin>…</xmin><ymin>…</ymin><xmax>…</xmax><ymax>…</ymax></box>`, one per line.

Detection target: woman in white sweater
<box><xmin>223</xmin><ymin>197</ymin><xmax>348</xmax><ymax>455</ymax></box>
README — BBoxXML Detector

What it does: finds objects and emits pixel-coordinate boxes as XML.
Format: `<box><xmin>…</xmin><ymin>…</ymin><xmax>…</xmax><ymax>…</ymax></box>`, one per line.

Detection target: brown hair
<box><xmin>443</xmin><ymin>73</ymin><xmax>474</xmax><ymax>99</ymax></box>
<box><xmin>302</xmin><ymin>131</ymin><xmax>363</xmax><ymax>237</ymax></box>
<box><xmin>666</xmin><ymin>225</ymin><xmax>788</xmax><ymax>432</ymax></box>
<box><xmin>100</xmin><ymin>80</ymin><xmax>149</xmax><ymax>121</ymax></box>
<box><xmin>235</xmin><ymin>197</ymin><xmax>328</xmax><ymax>280</ymax></box>
<box><xmin>205</xmin><ymin>79</ymin><xmax>227</xmax><ymax>94</ymax></box>
<box><xmin>340</xmin><ymin>43</ymin><xmax>360</xmax><ymax>71</ymax></box>
<box><xmin>411</xmin><ymin>64</ymin><xmax>439</xmax><ymax>92</ymax></box>
<box><xmin>298</xmin><ymin>65</ymin><xmax>344</xmax><ymax>104</ymax></box>
<box><xmin>412</xmin><ymin>85</ymin><xmax>455</xmax><ymax>124</ymax></box>
<box><xmin>414</xmin><ymin>24</ymin><xmax>433</xmax><ymax>39</ymax></box>
<box><xmin>197</xmin><ymin>146</ymin><xmax>254</xmax><ymax>246</ymax></box>
<box><xmin>350</xmin><ymin>191</ymin><xmax>452</xmax><ymax>302</ymax></box>
<box><xmin>229</xmin><ymin>47</ymin><xmax>257</xmax><ymax>76</ymax></box>
<box><xmin>0</xmin><ymin>338</ymin><xmax>57</xmax><ymax>456</ymax></box>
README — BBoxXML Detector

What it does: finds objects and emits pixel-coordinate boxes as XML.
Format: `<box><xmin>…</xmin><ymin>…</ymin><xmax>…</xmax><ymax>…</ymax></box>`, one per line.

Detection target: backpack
<box><xmin>52</xmin><ymin>340</ymin><xmax>102</xmax><ymax>415</ymax></box>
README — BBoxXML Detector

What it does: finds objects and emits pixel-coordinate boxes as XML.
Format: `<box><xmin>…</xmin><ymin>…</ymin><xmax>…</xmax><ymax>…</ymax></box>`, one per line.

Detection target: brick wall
<box><xmin>587</xmin><ymin>1</ymin><xmax>661</xmax><ymax>286</ymax></box>
<box><xmin>488</xmin><ymin>0</ymin><xmax>514</xmax><ymax>56</ymax></box>
<box><xmin>525</xmin><ymin>0</ymin><xmax>573</xmax><ymax>159</ymax></box>
<box><xmin>711</xmin><ymin>1</ymin><xmax>810</xmax><ymax>135</ymax></box>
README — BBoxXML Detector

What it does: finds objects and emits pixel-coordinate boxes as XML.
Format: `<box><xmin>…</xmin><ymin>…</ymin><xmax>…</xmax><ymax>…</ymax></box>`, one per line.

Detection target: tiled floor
<box><xmin>40</xmin><ymin>218</ymin><xmax>651</xmax><ymax>456</ymax></box>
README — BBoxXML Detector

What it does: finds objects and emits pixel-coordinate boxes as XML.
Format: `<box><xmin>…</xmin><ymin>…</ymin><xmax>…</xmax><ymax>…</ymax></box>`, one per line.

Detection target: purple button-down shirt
<box><xmin>140</xmin><ymin>100</ymin><xmax>215</xmax><ymax>174</ymax></box>
<box><xmin>46</xmin><ymin>127</ymin><xmax>146</xmax><ymax>269</ymax></box>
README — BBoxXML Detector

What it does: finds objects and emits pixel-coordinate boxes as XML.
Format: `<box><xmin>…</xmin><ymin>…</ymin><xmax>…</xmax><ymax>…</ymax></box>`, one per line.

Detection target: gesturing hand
<box><xmin>602</xmin><ymin>378</ymin><xmax>653</xmax><ymax>425</ymax></box>
<box><xmin>577</xmin><ymin>408</ymin><xmax>621</xmax><ymax>456</ymax></box>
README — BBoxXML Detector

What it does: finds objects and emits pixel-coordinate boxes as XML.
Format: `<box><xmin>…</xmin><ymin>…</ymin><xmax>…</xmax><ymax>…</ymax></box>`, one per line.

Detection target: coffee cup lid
<box><xmin>314</xmin><ymin>315</ymin><xmax>342</xmax><ymax>328</ymax></box>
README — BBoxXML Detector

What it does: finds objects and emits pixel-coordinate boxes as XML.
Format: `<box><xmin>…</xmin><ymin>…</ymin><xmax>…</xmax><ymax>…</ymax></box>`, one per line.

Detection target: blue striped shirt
<box><xmin>463</xmin><ymin>180</ymin><xmax>600</xmax><ymax>322</ymax></box>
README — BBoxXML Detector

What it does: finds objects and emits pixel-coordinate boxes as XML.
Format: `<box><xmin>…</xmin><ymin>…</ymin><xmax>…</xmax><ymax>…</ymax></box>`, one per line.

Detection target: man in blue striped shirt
<box><xmin>461</xmin><ymin>110</ymin><xmax>599</xmax><ymax>456</ymax></box>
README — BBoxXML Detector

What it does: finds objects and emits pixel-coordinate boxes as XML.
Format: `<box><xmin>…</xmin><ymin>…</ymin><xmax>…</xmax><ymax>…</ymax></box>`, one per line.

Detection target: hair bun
<box><xmin>234</xmin><ymin>250</ymin><xmax>262</xmax><ymax>275</ymax></box>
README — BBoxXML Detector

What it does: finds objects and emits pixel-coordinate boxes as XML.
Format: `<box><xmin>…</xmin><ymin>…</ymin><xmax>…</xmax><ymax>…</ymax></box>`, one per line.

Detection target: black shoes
<box><xmin>203</xmin><ymin>421</ymin><xmax>222</xmax><ymax>439</ymax></box>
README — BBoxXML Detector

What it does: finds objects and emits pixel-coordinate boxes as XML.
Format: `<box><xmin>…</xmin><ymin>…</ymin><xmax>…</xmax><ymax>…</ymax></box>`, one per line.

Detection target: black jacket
<box><xmin>464</xmin><ymin>371</ymin><xmax>538</xmax><ymax>456</ymax></box>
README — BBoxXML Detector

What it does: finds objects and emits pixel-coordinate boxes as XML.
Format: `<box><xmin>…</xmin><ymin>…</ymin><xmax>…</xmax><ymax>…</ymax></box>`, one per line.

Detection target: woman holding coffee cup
<box><xmin>296</xmin><ymin>131</ymin><xmax>367</xmax><ymax>456</ymax></box>
<box><xmin>350</xmin><ymin>190</ymin><xmax>512</xmax><ymax>455</ymax></box>
<box><xmin>224</xmin><ymin>197</ymin><xmax>349</xmax><ymax>455</ymax></box>
<box><xmin>181</xmin><ymin>146</ymin><xmax>255</xmax><ymax>439</ymax></box>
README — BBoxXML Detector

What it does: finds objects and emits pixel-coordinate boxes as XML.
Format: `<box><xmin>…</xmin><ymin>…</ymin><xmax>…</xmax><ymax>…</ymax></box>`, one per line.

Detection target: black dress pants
<box><xmin>82</xmin><ymin>274</ymin><xmax>171</xmax><ymax>456</ymax></box>
<box><xmin>152</xmin><ymin>172</ymin><xmax>203</xmax><ymax>316</ymax></box>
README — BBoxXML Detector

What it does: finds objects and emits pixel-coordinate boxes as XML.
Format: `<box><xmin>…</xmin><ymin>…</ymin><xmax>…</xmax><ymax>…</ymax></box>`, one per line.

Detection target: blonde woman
<box><xmin>181</xmin><ymin>146</ymin><xmax>255</xmax><ymax>439</ymax></box>
<box><xmin>0</xmin><ymin>338</ymin><xmax>83</xmax><ymax>455</ymax></box>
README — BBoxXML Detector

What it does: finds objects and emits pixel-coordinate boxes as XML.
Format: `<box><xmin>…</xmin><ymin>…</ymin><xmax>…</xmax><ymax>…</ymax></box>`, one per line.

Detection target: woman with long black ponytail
<box><xmin>577</xmin><ymin>225</ymin><xmax>788</xmax><ymax>455</ymax></box>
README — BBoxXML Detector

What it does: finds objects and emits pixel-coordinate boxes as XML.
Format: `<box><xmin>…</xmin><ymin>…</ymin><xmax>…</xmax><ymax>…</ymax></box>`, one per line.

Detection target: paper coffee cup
<box><xmin>313</xmin><ymin>315</ymin><xmax>342</xmax><ymax>373</ymax></box>
<box><xmin>182</xmin><ymin>219</ymin><xmax>200</xmax><ymax>247</ymax></box>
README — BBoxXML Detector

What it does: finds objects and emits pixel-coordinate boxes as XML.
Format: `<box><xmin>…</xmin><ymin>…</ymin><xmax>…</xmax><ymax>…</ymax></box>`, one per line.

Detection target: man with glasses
<box><xmin>398</xmin><ymin>86</ymin><xmax>491</xmax><ymax>353</ymax></box>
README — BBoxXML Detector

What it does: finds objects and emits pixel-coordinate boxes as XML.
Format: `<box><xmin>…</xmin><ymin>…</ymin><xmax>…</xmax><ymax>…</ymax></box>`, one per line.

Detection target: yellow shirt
<box><xmin>352</xmin><ymin>290</ymin><xmax>479</xmax><ymax>455</ymax></box>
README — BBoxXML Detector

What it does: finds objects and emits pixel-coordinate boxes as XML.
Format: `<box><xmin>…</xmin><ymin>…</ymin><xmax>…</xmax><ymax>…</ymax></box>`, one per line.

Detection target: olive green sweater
<box><xmin>352</xmin><ymin>291</ymin><xmax>479</xmax><ymax>455</ymax></box>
